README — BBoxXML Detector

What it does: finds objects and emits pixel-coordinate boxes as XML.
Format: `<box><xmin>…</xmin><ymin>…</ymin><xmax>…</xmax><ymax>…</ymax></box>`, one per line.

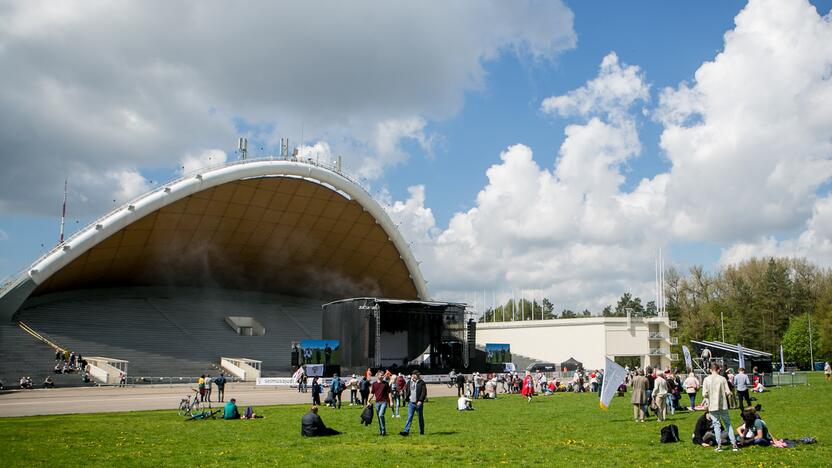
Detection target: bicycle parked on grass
<box><xmin>178</xmin><ymin>388</ymin><xmax>204</xmax><ymax>417</ymax></box>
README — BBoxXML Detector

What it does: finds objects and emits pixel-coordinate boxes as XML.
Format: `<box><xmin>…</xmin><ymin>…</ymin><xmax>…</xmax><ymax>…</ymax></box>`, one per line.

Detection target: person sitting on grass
<box><xmin>301</xmin><ymin>405</ymin><xmax>340</xmax><ymax>437</ymax></box>
<box><xmin>737</xmin><ymin>407</ymin><xmax>772</xmax><ymax>447</ymax></box>
<box><xmin>457</xmin><ymin>393</ymin><xmax>474</xmax><ymax>411</ymax></box>
<box><xmin>242</xmin><ymin>405</ymin><xmax>263</xmax><ymax>419</ymax></box>
<box><xmin>223</xmin><ymin>398</ymin><xmax>241</xmax><ymax>420</ymax></box>
<box><xmin>692</xmin><ymin>412</ymin><xmax>727</xmax><ymax>447</ymax></box>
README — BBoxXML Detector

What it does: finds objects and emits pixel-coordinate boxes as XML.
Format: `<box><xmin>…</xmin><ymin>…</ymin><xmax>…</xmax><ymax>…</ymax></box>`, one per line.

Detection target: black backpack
<box><xmin>660</xmin><ymin>424</ymin><xmax>680</xmax><ymax>443</ymax></box>
<box><xmin>360</xmin><ymin>405</ymin><xmax>373</xmax><ymax>426</ymax></box>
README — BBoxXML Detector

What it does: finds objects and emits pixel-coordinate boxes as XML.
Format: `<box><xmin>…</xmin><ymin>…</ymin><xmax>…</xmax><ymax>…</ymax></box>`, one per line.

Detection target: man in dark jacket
<box><xmin>692</xmin><ymin>412</ymin><xmax>726</xmax><ymax>447</ymax></box>
<box><xmin>214</xmin><ymin>373</ymin><xmax>227</xmax><ymax>402</ymax></box>
<box><xmin>400</xmin><ymin>370</ymin><xmax>427</xmax><ymax>436</ymax></box>
<box><xmin>301</xmin><ymin>406</ymin><xmax>340</xmax><ymax>437</ymax></box>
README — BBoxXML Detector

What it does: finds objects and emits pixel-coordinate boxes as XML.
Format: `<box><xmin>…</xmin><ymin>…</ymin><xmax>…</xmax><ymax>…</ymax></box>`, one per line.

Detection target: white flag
<box><xmin>780</xmin><ymin>345</ymin><xmax>785</xmax><ymax>373</ymax></box>
<box><xmin>737</xmin><ymin>344</ymin><xmax>746</xmax><ymax>369</ymax></box>
<box><xmin>682</xmin><ymin>345</ymin><xmax>693</xmax><ymax>370</ymax></box>
<box><xmin>599</xmin><ymin>358</ymin><xmax>627</xmax><ymax>410</ymax></box>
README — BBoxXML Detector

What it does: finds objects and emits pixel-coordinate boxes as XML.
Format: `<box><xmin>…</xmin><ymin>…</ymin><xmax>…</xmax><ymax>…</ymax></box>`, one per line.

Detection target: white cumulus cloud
<box><xmin>0</xmin><ymin>0</ymin><xmax>576</xmax><ymax>216</ymax></box>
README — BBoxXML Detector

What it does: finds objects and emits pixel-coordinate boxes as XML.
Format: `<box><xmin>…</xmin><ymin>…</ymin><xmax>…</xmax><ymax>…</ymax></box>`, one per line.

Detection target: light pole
<box><xmin>720</xmin><ymin>310</ymin><xmax>725</xmax><ymax>343</ymax></box>
<box><xmin>808</xmin><ymin>311</ymin><xmax>814</xmax><ymax>371</ymax></box>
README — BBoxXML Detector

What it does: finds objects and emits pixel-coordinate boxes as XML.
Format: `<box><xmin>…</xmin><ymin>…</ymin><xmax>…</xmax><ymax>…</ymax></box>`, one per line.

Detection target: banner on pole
<box><xmin>737</xmin><ymin>343</ymin><xmax>746</xmax><ymax>369</ymax></box>
<box><xmin>682</xmin><ymin>345</ymin><xmax>693</xmax><ymax>370</ymax></box>
<box><xmin>599</xmin><ymin>358</ymin><xmax>627</xmax><ymax>410</ymax></box>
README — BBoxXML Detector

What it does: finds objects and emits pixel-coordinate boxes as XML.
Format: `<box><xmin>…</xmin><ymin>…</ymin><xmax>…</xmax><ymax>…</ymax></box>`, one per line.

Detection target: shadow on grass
<box><xmin>429</xmin><ymin>431</ymin><xmax>458</xmax><ymax>436</ymax></box>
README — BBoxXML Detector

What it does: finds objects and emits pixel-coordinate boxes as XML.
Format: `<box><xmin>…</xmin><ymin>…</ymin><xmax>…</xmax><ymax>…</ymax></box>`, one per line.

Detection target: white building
<box><xmin>476</xmin><ymin>314</ymin><xmax>678</xmax><ymax>371</ymax></box>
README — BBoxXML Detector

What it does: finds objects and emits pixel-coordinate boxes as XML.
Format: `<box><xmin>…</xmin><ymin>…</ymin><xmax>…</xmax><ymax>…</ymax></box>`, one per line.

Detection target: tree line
<box><xmin>478</xmin><ymin>257</ymin><xmax>830</xmax><ymax>368</ymax></box>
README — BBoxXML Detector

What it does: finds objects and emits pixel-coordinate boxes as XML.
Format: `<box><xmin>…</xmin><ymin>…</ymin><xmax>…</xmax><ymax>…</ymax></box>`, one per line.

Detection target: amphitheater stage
<box><xmin>0</xmin><ymin>382</ymin><xmax>460</xmax><ymax>418</ymax></box>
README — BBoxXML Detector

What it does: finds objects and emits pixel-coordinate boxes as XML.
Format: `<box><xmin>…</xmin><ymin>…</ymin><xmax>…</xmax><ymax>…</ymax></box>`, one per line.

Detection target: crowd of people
<box><xmin>15</xmin><ymin>348</ymin><xmax>93</xmax><ymax>390</ymax></box>
<box><xmin>625</xmin><ymin>361</ymin><xmax>781</xmax><ymax>452</ymax></box>
<box><xmin>301</xmin><ymin>369</ymin><xmax>428</xmax><ymax>437</ymax></box>
<box><xmin>447</xmin><ymin>367</ymin><xmax>606</xmax><ymax>401</ymax></box>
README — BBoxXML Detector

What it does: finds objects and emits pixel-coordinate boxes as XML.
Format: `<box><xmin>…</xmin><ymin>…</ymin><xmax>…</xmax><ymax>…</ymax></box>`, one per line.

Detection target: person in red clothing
<box><xmin>369</xmin><ymin>372</ymin><xmax>393</xmax><ymax>436</ymax></box>
<box><xmin>521</xmin><ymin>370</ymin><xmax>535</xmax><ymax>403</ymax></box>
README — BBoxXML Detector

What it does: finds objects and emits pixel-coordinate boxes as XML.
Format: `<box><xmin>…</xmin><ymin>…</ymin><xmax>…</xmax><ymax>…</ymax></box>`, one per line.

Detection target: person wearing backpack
<box><xmin>330</xmin><ymin>373</ymin><xmax>343</xmax><ymax>409</ymax></box>
<box><xmin>214</xmin><ymin>373</ymin><xmax>227</xmax><ymax>402</ymax></box>
<box><xmin>359</xmin><ymin>375</ymin><xmax>371</xmax><ymax>405</ymax></box>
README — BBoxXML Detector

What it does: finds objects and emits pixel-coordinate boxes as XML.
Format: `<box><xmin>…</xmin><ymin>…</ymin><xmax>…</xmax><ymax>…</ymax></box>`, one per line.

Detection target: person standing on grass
<box><xmin>651</xmin><ymin>370</ymin><xmax>668</xmax><ymax>421</ymax></box>
<box><xmin>702</xmin><ymin>363</ymin><xmax>738</xmax><ymax>452</ymax></box>
<box><xmin>824</xmin><ymin>362</ymin><xmax>830</xmax><ymax>382</ymax></box>
<box><xmin>330</xmin><ymin>373</ymin><xmax>344</xmax><ymax>409</ymax></box>
<box><xmin>400</xmin><ymin>370</ymin><xmax>427</xmax><ymax>436</ymax></box>
<box><xmin>684</xmin><ymin>371</ymin><xmax>699</xmax><ymax>409</ymax></box>
<box><xmin>204</xmin><ymin>375</ymin><xmax>213</xmax><ymax>403</ymax></box>
<box><xmin>644</xmin><ymin>367</ymin><xmax>655</xmax><ymax>418</ymax></box>
<box><xmin>369</xmin><ymin>372</ymin><xmax>393</xmax><ymax>436</ymax></box>
<box><xmin>215</xmin><ymin>373</ymin><xmax>228</xmax><ymax>402</ymax></box>
<box><xmin>521</xmin><ymin>370</ymin><xmax>535</xmax><ymax>403</ymax></box>
<box><xmin>631</xmin><ymin>369</ymin><xmax>648</xmax><ymax>422</ymax></box>
<box><xmin>311</xmin><ymin>376</ymin><xmax>322</xmax><ymax>406</ymax></box>
<box><xmin>347</xmin><ymin>374</ymin><xmax>359</xmax><ymax>406</ymax></box>
<box><xmin>390</xmin><ymin>375</ymin><xmax>402</xmax><ymax>418</ymax></box>
<box><xmin>359</xmin><ymin>374</ymin><xmax>371</xmax><ymax>405</ymax></box>
<box><xmin>734</xmin><ymin>368</ymin><xmax>751</xmax><ymax>410</ymax></box>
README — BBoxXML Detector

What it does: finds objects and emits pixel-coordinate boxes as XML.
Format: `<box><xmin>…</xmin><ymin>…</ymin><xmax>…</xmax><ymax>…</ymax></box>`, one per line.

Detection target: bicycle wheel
<box><xmin>190</xmin><ymin>400</ymin><xmax>202</xmax><ymax>415</ymax></box>
<box><xmin>178</xmin><ymin>400</ymin><xmax>190</xmax><ymax>417</ymax></box>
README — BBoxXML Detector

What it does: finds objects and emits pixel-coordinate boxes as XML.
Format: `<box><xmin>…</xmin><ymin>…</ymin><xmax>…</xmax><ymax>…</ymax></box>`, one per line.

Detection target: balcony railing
<box><xmin>669</xmin><ymin>321</ymin><xmax>678</xmax><ymax>329</ymax></box>
<box><xmin>670</xmin><ymin>353</ymin><xmax>680</xmax><ymax>361</ymax></box>
<box><xmin>670</xmin><ymin>337</ymin><xmax>678</xmax><ymax>345</ymax></box>
<box><xmin>649</xmin><ymin>348</ymin><xmax>667</xmax><ymax>356</ymax></box>
<box><xmin>649</xmin><ymin>332</ymin><xmax>667</xmax><ymax>340</ymax></box>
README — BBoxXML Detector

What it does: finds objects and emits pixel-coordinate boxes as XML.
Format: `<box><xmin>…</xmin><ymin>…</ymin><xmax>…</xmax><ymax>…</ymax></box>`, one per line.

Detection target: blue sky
<box><xmin>2</xmin><ymin>0</ymin><xmax>832</xmax><ymax>311</ymax></box>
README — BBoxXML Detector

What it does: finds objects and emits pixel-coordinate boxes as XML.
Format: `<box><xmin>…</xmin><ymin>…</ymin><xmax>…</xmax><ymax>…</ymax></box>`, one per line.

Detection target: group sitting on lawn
<box><xmin>223</xmin><ymin>398</ymin><xmax>262</xmax><ymax>420</ymax></box>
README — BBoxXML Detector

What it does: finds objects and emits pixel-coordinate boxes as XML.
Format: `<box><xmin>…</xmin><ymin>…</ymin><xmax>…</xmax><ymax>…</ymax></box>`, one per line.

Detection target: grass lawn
<box><xmin>1</xmin><ymin>373</ymin><xmax>830</xmax><ymax>467</ymax></box>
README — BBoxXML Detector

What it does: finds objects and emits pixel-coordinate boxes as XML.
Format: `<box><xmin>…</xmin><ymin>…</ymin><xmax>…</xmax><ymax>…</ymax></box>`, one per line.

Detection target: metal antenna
<box><xmin>237</xmin><ymin>137</ymin><xmax>248</xmax><ymax>160</ymax></box>
<box><xmin>59</xmin><ymin>177</ymin><xmax>67</xmax><ymax>244</ymax></box>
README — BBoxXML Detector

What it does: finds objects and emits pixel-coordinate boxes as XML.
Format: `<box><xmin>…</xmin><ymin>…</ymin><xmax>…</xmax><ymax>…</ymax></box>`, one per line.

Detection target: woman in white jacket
<box><xmin>684</xmin><ymin>372</ymin><xmax>700</xmax><ymax>409</ymax></box>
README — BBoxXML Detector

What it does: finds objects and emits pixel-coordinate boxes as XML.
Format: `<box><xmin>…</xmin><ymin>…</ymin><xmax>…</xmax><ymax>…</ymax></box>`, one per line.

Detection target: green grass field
<box><xmin>2</xmin><ymin>374</ymin><xmax>831</xmax><ymax>467</ymax></box>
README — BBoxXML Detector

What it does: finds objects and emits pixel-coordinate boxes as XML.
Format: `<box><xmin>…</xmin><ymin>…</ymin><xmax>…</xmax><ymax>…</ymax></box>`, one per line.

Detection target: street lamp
<box><xmin>808</xmin><ymin>310</ymin><xmax>814</xmax><ymax>371</ymax></box>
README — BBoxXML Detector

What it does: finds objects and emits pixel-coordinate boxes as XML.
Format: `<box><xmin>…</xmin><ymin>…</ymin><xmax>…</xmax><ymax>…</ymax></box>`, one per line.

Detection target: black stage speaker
<box><xmin>466</xmin><ymin>319</ymin><xmax>477</xmax><ymax>360</ymax></box>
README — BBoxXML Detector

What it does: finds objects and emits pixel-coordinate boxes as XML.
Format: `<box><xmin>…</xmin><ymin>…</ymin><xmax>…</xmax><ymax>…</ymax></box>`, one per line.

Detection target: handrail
<box><xmin>18</xmin><ymin>321</ymin><xmax>65</xmax><ymax>353</ymax></box>
<box><xmin>0</xmin><ymin>155</ymin><xmax>374</xmax><ymax>296</ymax></box>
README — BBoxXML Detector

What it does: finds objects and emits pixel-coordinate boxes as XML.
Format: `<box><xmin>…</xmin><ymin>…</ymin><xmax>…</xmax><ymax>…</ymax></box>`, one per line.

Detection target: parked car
<box><xmin>526</xmin><ymin>362</ymin><xmax>558</xmax><ymax>373</ymax></box>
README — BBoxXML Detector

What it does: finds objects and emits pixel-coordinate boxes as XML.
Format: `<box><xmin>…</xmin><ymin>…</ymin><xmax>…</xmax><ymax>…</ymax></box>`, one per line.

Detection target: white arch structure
<box><xmin>0</xmin><ymin>158</ymin><xmax>429</xmax><ymax>321</ymax></box>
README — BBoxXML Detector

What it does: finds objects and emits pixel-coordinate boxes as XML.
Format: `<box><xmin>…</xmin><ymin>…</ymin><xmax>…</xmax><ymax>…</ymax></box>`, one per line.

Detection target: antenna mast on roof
<box><xmin>59</xmin><ymin>177</ymin><xmax>67</xmax><ymax>244</ymax></box>
<box><xmin>280</xmin><ymin>138</ymin><xmax>289</xmax><ymax>158</ymax></box>
<box><xmin>238</xmin><ymin>137</ymin><xmax>248</xmax><ymax>160</ymax></box>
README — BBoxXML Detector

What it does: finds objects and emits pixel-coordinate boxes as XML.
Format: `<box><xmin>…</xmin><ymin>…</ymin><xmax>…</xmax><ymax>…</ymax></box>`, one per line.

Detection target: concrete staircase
<box><xmin>11</xmin><ymin>289</ymin><xmax>322</xmax><ymax>380</ymax></box>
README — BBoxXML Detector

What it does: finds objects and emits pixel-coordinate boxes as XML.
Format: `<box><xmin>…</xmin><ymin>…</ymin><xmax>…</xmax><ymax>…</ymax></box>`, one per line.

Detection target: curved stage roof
<box><xmin>0</xmin><ymin>159</ymin><xmax>428</xmax><ymax>321</ymax></box>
